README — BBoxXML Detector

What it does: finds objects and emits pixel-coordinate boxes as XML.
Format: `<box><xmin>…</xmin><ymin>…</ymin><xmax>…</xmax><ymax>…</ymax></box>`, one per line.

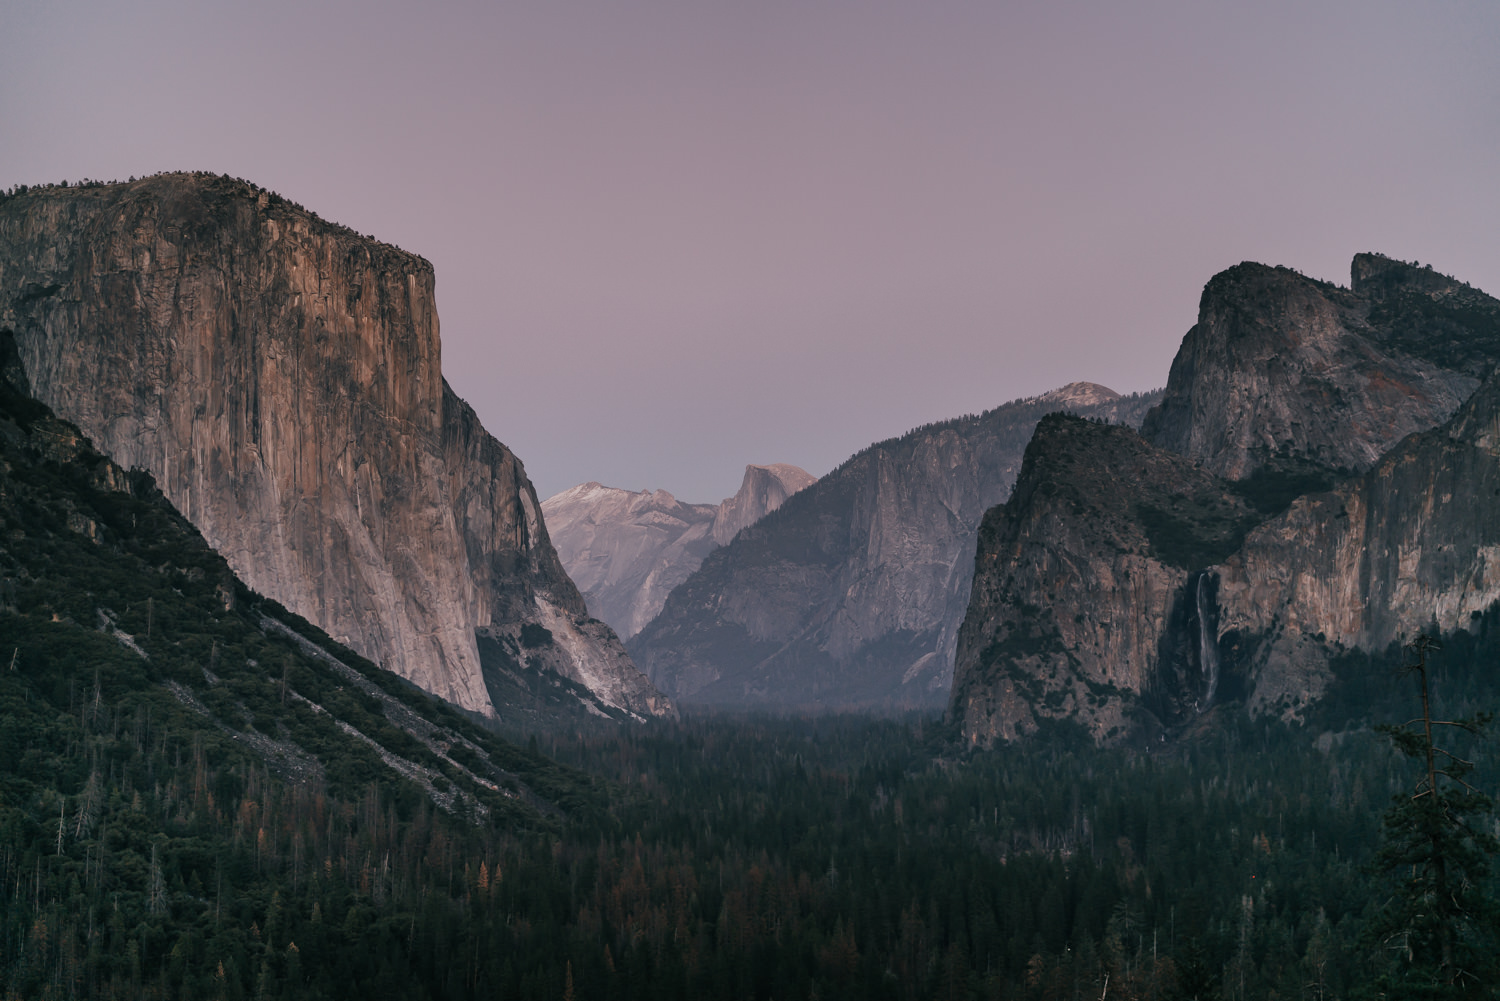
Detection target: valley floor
<box><xmin>9</xmin><ymin>627</ymin><xmax>1498</xmax><ymax>1000</ymax></box>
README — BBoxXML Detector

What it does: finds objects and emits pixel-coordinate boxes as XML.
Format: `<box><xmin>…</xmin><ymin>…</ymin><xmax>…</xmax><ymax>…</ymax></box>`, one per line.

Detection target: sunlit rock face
<box><xmin>952</xmin><ymin>255</ymin><xmax>1500</xmax><ymax>746</ymax></box>
<box><xmin>0</xmin><ymin>173</ymin><xmax>671</xmax><ymax>720</ymax></box>
<box><xmin>543</xmin><ymin>484</ymin><xmax>715</xmax><ymax>641</ymax></box>
<box><xmin>628</xmin><ymin>384</ymin><xmax>1161</xmax><ymax>711</ymax></box>
<box><xmin>542</xmin><ymin>463</ymin><xmax>815</xmax><ymax>640</ymax></box>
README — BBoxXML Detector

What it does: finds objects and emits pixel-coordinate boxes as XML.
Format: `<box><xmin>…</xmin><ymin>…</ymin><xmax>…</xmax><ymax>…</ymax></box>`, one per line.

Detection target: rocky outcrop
<box><xmin>0</xmin><ymin>173</ymin><xmax>671</xmax><ymax>720</ymax></box>
<box><xmin>952</xmin><ymin>255</ymin><xmax>1500</xmax><ymax>745</ymax></box>
<box><xmin>949</xmin><ymin>415</ymin><xmax>1261</xmax><ymax>745</ymax></box>
<box><xmin>542</xmin><ymin>463</ymin><xmax>814</xmax><ymax>640</ymax></box>
<box><xmin>628</xmin><ymin>384</ymin><xmax>1161</xmax><ymax>710</ymax></box>
<box><xmin>1214</xmin><ymin>370</ymin><xmax>1500</xmax><ymax>718</ymax></box>
<box><xmin>1353</xmin><ymin>253</ymin><xmax>1500</xmax><ymax>378</ymax></box>
<box><xmin>1140</xmin><ymin>257</ymin><xmax>1498</xmax><ymax>480</ymax></box>
<box><xmin>711</xmin><ymin>463</ymin><xmax>817</xmax><ymax>545</ymax></box>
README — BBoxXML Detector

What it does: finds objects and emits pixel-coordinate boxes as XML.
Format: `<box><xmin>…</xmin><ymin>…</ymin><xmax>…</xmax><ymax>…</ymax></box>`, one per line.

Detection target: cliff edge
<box><xmin>0</xmin><ymin>174</ymin><xmax>671</xmax><ymax>721</ymax></box>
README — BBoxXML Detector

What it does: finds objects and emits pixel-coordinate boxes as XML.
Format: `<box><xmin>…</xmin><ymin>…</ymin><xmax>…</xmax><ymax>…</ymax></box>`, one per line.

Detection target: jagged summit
<box><xmin>1140</xmin><ymin>253</ymin><xmax>1496</xmax><ymax>481</ymax></box>
<box><xmin>1352</xmin><ymin>252</ymin><xmax>1474</xmax><ymax>298</ymax></box>
<box><xmin>543</xmin><ymin>463</ymin><xmax>814</xmax><ymax>640</ymax></box>
<box><xmin>1350</xmin><ymin>252</ymin><xmax>1500</xmax><ymax>378</ymax></box>
<box><xmin>953</xmin><ymin>253</ymin><xmax>1500</xmax><ymax>746</ymax></box>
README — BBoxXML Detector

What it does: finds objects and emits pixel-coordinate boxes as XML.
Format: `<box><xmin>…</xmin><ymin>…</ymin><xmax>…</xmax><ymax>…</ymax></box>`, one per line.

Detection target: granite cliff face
<box><xmin>711</xmin><ymin>463</ymin><xmax>817</xmax><ymax>545</ymax></box>
<box><xmin>0</xmin><ymin>330</ymin><xmax>596</xmax><ymax>819</ymax></box>
<box><xmin>629</xmin><ymin>384</ymin><xmax>1161</xmax><ymax>710</ymax></box>
<box><xmin>1140</xmin><ymin>256</ymin><xmax>1498</xmax><ymax>480</ymax></box>
<box><xmin>952</xmin><ymin>255</ymin><xmax>1500</xmax><ymax>745</ymax></box>
<box><xmin>949</xmin><ymin>416</ymin><xmax>1260</xmax><ymax>744</ymax></box>
<box><xmin>542</xmin><ymin>463</ymin><xmax>814</xmax><ymax>640</ymax></box>
<box><xmin>0</xmin><ymin>174</ymin><xmax>671</xmax><ymax>721</ymax></box>
<box><xmin>1214</xmin><ymin>371</ymin><xmax>1500</xmax><ymax>717</ymax></box>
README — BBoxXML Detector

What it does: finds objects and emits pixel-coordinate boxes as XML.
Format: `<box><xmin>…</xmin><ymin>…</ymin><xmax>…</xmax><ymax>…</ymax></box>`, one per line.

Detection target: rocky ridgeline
<box><xmin>0</xmin><ymin>174</ymin><xmax>671</xmax><ymax>722</ymax></box>
<box><xmin>628</xmin><ymin>384</ymin><xmax>1161</xmax><ymax>710</ymax></box>
<box><xmin>951</xmin><ymin>255</ymin><xmax>1500</xmax><ymax>745</ymax></box>
<box><xmin>1141</xmin><ymin>256</ymin><xmax>1497</xmax><ymax>480</ymax></box>
<box><xmin>542</xmin><ymin>463</ymin><xmax>815</xmax><ymax>640</ymax></box>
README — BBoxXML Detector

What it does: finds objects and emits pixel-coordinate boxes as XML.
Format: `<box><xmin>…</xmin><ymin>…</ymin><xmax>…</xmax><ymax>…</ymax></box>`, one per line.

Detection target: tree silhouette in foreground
<box><xmin>1366</xmin><ymin>634</ymin><xmax>1500</xmax><ymax>999</ymax></box>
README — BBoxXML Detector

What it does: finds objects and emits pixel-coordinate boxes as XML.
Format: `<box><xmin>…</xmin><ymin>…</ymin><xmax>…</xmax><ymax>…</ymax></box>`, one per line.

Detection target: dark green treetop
<box><xmin>1366</xmin><ymin>634</ymin><xmax>1500</xmax><ymax>999</ymax></box>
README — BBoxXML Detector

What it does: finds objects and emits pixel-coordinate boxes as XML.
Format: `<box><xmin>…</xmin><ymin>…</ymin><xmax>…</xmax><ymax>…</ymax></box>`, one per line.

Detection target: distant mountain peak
<box><xmin>543</xmin><ymin>462</ymin><xmax>815</xmax><ymax>639</ymax></box>
<box><xmin>629</xmin><ymin>389</ymin><xmax>1163</xmax><ymax>712</ymax></box>
<box><xmin>712</xmin><ymin>464</ymin><xmax>817</xmax><ymax>546</ymax></box>
<box><xmin>1030</xmin><ymin>382</ymin><xmax>1123</xmax><ymax>409</ymax></box>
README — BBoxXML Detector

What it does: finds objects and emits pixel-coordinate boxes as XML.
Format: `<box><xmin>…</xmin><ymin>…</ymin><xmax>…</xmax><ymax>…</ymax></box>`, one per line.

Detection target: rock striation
<box><xmin>628</xmin><ymin>384</ymin><xmax>1161</xmax><ymax>710</ymax></box>
<box><xmin>0</xmin><ymin>173</ymin><xmax>671</xmax><ymax>721</ymax></box>
<box><xmin>952</xmin><ymin>255</ymin><xmax>1500</xmax><ymax>745</ymax></box>
<box><xmin>542</xmin><ymin>463</ymin><xmax>814</xmax><ymax>640</ymax></box>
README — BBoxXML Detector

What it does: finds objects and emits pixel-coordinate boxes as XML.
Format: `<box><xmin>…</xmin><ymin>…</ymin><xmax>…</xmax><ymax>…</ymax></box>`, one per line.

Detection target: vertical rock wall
<box><xmin>0</xmin><ymin>174</ymin><xmax>669</xmax><ymax>719</ymax></box>
<box><xmin>949</xmin><ymin>416</ymin><xmax>1259</xmax><ymax>745</ymax></box>
<box><xmin>1215</xmin><ymin>372</ymin><xmax>1500</xmax><ymax>717</ymax></box>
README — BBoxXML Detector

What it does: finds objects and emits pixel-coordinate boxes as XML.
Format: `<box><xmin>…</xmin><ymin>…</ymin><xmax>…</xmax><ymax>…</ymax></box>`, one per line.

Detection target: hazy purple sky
<box><xmin>5</xmin><ymin>1</ymin><xmax>1498</xmax><ymax>502</ymax></box>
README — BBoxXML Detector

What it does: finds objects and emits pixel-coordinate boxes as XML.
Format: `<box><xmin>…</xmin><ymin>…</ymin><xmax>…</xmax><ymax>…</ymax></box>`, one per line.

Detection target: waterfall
<box><xmin>1196</xmin><ymin>573</ymin><xmax>1220</xmax><ymax>711</ymax></box>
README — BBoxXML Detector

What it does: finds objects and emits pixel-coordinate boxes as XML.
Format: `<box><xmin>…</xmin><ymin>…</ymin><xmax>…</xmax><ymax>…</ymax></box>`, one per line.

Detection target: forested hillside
<box><xmin>0</xmin><ymin>335</ymin><xmax>606</xmax><ymax>998</ymax></box>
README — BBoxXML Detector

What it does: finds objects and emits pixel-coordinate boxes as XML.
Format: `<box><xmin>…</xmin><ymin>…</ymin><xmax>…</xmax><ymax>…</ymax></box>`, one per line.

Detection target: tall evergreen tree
<box><xmin>1365</xmin><ymin>634</ymin><xmax>1500</xmax><ymax>998</ymax></box>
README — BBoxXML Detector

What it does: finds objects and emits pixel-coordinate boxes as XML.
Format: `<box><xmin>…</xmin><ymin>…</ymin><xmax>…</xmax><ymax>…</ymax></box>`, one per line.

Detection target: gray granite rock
<box><xmin>0</xmin><ymin>174</ymin><xmax>671</xmax><ymax>721</ymax></box>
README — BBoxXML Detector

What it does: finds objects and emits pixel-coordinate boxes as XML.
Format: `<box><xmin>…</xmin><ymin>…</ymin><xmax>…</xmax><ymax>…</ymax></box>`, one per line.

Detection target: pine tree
<box><xmin>148</xmin><ymin>843</ymin><xmax>167</xmax><ymax>917</ymax></box>
<box><xmin>73</xmin><ymin>769</ymin><xmax>100</xmax><ymax>839</ymax></box>
<box><xmin>1366</xmin><ymin>634</ymin><xmax>1500</xmax><ymax>998</ymax></box>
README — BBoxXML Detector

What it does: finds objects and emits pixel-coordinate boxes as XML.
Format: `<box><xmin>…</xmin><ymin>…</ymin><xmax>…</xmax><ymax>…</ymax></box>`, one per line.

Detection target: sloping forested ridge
<box><xmin>0</xmin><ymin>322</ymin><xmax>1497</xmax><ymax>1000</ymax></box>
<box><xmin>0</xmin><ymin>333</ymin><xmax>609</xmax><ymax>999</ymax></box>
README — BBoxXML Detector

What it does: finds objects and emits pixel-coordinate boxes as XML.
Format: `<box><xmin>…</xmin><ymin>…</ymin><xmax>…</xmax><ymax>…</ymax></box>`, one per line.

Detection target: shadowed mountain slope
<box><xmin>630</xmin><ymin>383</ymin><xmax>1160</xmax><ymax>710</ymax></box>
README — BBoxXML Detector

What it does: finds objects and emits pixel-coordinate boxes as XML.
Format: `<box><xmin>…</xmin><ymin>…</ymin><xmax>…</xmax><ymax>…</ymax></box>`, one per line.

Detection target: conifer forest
<box><xmin>0</xmin><ymin>350</ymin><xmax>1496</xmax><ymax>1000</ymax></box>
